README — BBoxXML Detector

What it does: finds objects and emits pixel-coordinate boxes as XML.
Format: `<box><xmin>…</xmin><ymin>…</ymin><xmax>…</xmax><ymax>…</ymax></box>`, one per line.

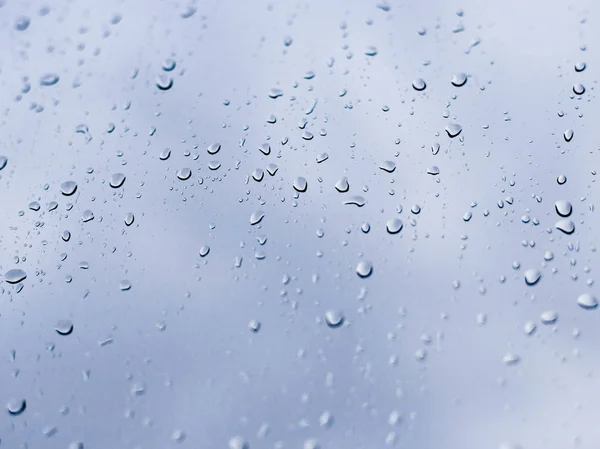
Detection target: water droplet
<box><xmin>268</xmin><ymin>88</ymin><xmax>283</xmax><ymax>99</ymax></box>
<box><xmin>450</xmin><ymin>72</ymin><xmax>467</xmax><ymax>87</ymax></box>
<box><xmin>82</xmin><ymin>210</ymin><xmax>94</xmax><ymax>222</ymax></box>
<box><xmin>544</xmin><ymin>251</ymin><xmax>554</xmax><ymax>261</ymax></box>
<box><xmin>14</xmin><ymin>16</ymin><xmax>30</xmax><ymax>31</ymax></box>
<box><xmin>252</xmin><ymin>169</ymin><xmax>264</xmax><ymax>182</ymax></box>
<box><xmin>250</xmin><ymin>211</ymin><xmax>265</xmax><ymax>225</ymax></box>
<box><xmin>524</xmin><ymin>321</ymin><xmax>536</xmax><ymax>335</ymax></box>
<box><xmin>540</xmin><ymin>310</ymin><xmax>558</xmax><ymax>325</ymax></box>
<box><xmin>162</xmin><ymin>58</ymin><xmax>176</xmax><ymax>72</ymax></box>
<box><xmin>502</xmin><ymin>352</ymin><xmax>520</xmax><ymax>366</ymax></box>
<box><xmin>555</xmin><ymin>219</ymin><xmax>575</xmax><ymax>234</ymax></box>
<box><xmin>573</xmin><ymin>83</ymin><xmax>585</xmax><ymax>95</ymax></box>
<box><xmin>293</xmin><ymin>177</ymin><xmax>307</xmax><ymax>192</ymax></box>
<box><xmin>445</xmin><ymin>123</ymin><xmax>462</xmax><ymax>138</ymax></box>
<box><xmin>574</xmin><ymin>61</ymin><xmax>586</xmax><ymax>72</ymax></box>
<box><xmin>48</xmin><ymin>201</ymin><xmax>58</xmax><ymax>211</ymax></box>
<box><xmin>172</xmin><ymin>430</ymin><xmax>186</xmax><ymax>443</ymax></box>
<box><xmin>386</xmin><ymin>218</ymin><xmax>403</xmax><ymax>234</ymax></box>
<box><xmin>109</xmin><ymin>173</ymin><xmax>126</xmax><ymax>188</ymax></box>
<box><xmin>199</xmin><ymin>245</ymin><xmax>210</xmax><ymax>257</ymax></box>
<box><xmin>356</xmin><ymin>260</ymin><xmax>373</xmax><ymax>278</ymax></box>
<box><xmin>68</xmin><ymin>441</ymin><xmax>84</xmax><ymax>449</ymax></box>
<box><xmin>412</xmin><ymin>78</ymin><xmax>426</xmax><ymax>91</ymax></box>
<box><xmin>344</xmin><ymin>196</ymin><xmax>366</xmax><ymax>207</ymax></box>
<box><xmin>266</xmin><ymin>164</ymin><xmax>278</xmax><ymax>176</ymax></box>
<box><xmin>463</xmin><ymin>211</ymin><xmax>472</xmax><ymax>222</ymax></box>
<box><xmin>119</xmin><ymin>280</ymin><xmax>132</xmax><ymax>291</ymax></box>
<box><xmin>557</xmin><ymin>174</ymin><xmax>567</xmax><ymax>185</ymax></box>
<box><xmin>62</xmin><ymin>230</ymin><xmax>71</xmax><ymax>242</ymax></box>
<box><xmin>0</xmin><ymin>156</ymin><xmax>7</xmax><ymax>170</ymax></box>
<box><xmin>181</xmin><ymin>6</ymin><xmax>197</xmax><ymax>18</ymax></box>
<box><xmin>325</xmin><ymin>310</ymin><xmax>344</xmax><ymax>328</ymax></box>
<box><xmin>159</xmin><ymin>148</ymin><xmax>171</xmax><ymax>160</ymax></box>
<box><xmin>361</xmin><ymin>222</ymin><xmax>370</xmax><ymax>233</ymax></box>
<box><xmin>554</xmin><ymin>200</ymin><xmax>572</xmax><ymax>217</ymax></box>
<box><xmin>125</xmin><ymin>213</ymin><xmax>134</xmax><ymax>226</ymax></box>
<box><xmin>301</xmin><ymin>130</ymin><xmax>314</xmax><ymax>140</ymax></box>
<box><xmin>563</xmin><ymin>129</ymin><xmax>574</xmax><ymax>142</ymax></box>
<box><xmin>6</xmin><ymin>398</ymin><xmax>26</xmax><ymax>416</ymax></box>
<box><xmin>4</xmin><ymin>269</ymin><xmax>27</xmax><ymax>284</ymax></box>
<box><xmin>207</xmin><ymin>143</ymin><xmax>221</xmax><ymax>155</ymax></box>
<box><xmin>177</xmin><ymin>168</ymin><xmax>192</xmax><ymax>180</ymax></box>
<box><xmin>578</xmin><ymin>293</ymin><xmax>598</xmax><ymax>310</ymax></box>
<box><xmin>431</xmin><ymin>143</ymin><xmax>440</xmax><ymax>155</ymax></box>
<box><xmin>156</xmin><ymin>75</ymin><xmax>173</xmax><ymax>90</ymax></box>
<box><xmin>524</xmin><ymin>269</ymin><xmax>541</xmax><ymax>286</ymax></box>
<box><xmin>29</xmin><ymin>201</ymin><xmax>40</xmax><ymax>211</ymax></box>
<box><xmin>411</xmin><ymin>204</ymin><xmax>421</xmax><ymax>214</ymax></box>
<box><xmin>379</xmin><ymin>161</ymin><xmax>396</xmax><ymax>173</ymax></box>
<box><xmin>208</xmin><ymin>161</ymin><xmax>221</xmax><ymax>170</ymax></box>
<box><xmin>40</xmin><ymin>73</ymin><xmax>59</xmax><ymax>87</ymax></box>
<box><xmin>316</xmin><ymin>153</ymin><xmax>329</xmax><ymax>163</ymax></box>
<box><xmin>229</xmin><ymin>436</ymin><xmax>249</xmax><ymax>449</ymax></box>
<box><xmin>259</xmin><ymin>143</ymin><xmax>271</xmax><ymax>155</ymax></box>
<box><xmin>55</xmin><ymin>320</ymin><xmax>74</xmax><ymax>336</ymax></box>
<box><xmin>335</xmin><ymin>177</ymin><xmax>349</xmax><ymax>193</ymax></box>
<box><xmin>249</xmin><ymin>320</ymin><xmax>261</xmax><ymax>333</ymax></box>
<box><xmin>364</xmin><ymin>46</ymin><xmax>378</xmax><ymax>56</ymax></box>
<box><xmin>427</xmin><ymin>166</ymin><xmax>440</xmax><ymax>175</ymax></box>
<box><xmin>60</xmin><ymin>181</ymin><xmax>77</xmax><ymax>196</ymax></box>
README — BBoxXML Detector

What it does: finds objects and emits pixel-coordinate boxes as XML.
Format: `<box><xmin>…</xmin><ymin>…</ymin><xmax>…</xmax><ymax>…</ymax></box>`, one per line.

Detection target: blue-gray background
<box><xmin>0</xmin><ymin>0</ymin><xmax>598</xmax><ymax>448</ymax></box>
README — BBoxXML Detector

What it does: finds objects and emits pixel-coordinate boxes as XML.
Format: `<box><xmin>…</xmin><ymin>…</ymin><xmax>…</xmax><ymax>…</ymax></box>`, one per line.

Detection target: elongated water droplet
<box><xmin>563</xmin><ymin>129</ymin><xmax>574</xmax><ymax>142</ymax></box>
<box><xmin>268</xmin><ymin>88</ymin><xmax>283</xmax><ymax>99</ymax></box>
<box><xmin>427</xmin><ymin>166</ymin><xmax>440</xmax><ymax>175</ymax></box>
<box><xmin>177</xmin><ymin>168</ymin><xmax>192</xmax><ymax>180</ymax></box>
<box><xmin>14</xmin><ymin>16</ymin><xmax>30</xmax><ymax>31</ymax></box>
<box><xmin>344</xmin><ymin>196</ymin><xmax>365</xmax><ymax>207</ymax></box>
<box><xmin>316</xmin><ymin>153</ymin><xmax>329</xmax><ymax>163</ymax></box>
<box><xmin>55</xmin><ymin>320</ymin><xmax>74</xmax><ymax>336</ymax></box>
<box><xmin>159</xmin><ymin>148</ymin><xmax>171</xmax><ymax>160</ymax></box>
<box><xmin>250</xmin><ymin>211</ymin><xmax>265</xmax><ymax>225</ymax></box>
<box><xmin>445</xmin><ymin>123</ymin><xmax>462</xmax><ymax>138</ymax></box>
<box><xmin>356</xmin><ymin>260</ymin><xmax>373</xmax><ymax>278</ymax></box>
<box><xmin>60</xmin><ymin>181</ymin><xmax>77</xmax><ymax>196</ymax></box>
<box><xmin>293</xmin><ymin>177</ymin><xmax>307</xmax><ymax>192</ymax></box>
<box><xmin>450</xmin><ymin>72</ymin><xmax>467</xmax><ymax>87</ymax></box>
<box><xmin>386</xmin><ymin>218</ymin><xmax>403</xmax><ymax>234</ymax></box>
<box><xmin>40</xmin><ymin>73</ymin><xmax>59</xmax><ymax>86</ymax></box>
<box><xmin>82</xmin><ymin>210</ymin><xmax>94</xmax><ymax>222</ymax></box>
<box><xmin>125</xmin><ymin>213</ymin><xmax>134</xmax><ymax>226</ymax></box>
<box><xmin>62</xmin><ymin>230</ymin><xmax>71</xmax><ymax>242</ymax></box>
<box><xmin>208</xmin><ymin>161</ymin><xmax>221</xmax><ymax>170</ymax></box>
<box><xmin>555</xmin><ymin>219</ymin><xmax>575</xmax><ymax>234</ymax></box>
<box><xmin>199</xmin><ymin>245</ymin><xmax>210</xmax><ymax>257</ymax></box>
<box><xmin>109</xmin><ymin>173</ymin><xmax>126</xmax><ymax>188</ymax></box>
<box><xmin>301</xmin><ymin>130</ymin><xmax>314</xmax><ymax>140</ymax></box>
<box><xmin>540</xmin><ymin>310</ymin><xmax>558</xmax><ymax>325</ymax></box>
<box><xmin>554</xmin><ymin>200</ymin><xmax>572</xmax><ymax>217</ymax></box>
<box><xmin>412</xmin><ymin>78</ymin><xmax>426</xmax><ymax>91</ymax></box>
<box><xmin>29</xmin><ymin>201</ymin><xmax>40</xmax><ymax>211</ymax></box>
<box><xmin>335</xmin><ymin>177</ymin><xmax>349</xmax><ymax>193</ymax></box>
<box><xmin>431</xmin><ymin>143</ymin><xmax>440</xmax><ymax>155</ymax></box>
<box><xmin>0</xmin><ymin>156</ymin><xmax>7</xmax><ymax>170</ymax></box>
<box><xmin>207</xmin><ymin>143</ymin><xmax>221</xmax><ymax>155</ymax></box>
<box><xmin>502</xmin><ymin>352</ymin><xmax>520</xmax><ymax>366</ymax></box>
<box><xmin>325</xmin><ymin>310</ymin><xmax>344</xmax><ymax>328</ymax></box>
<box><xmin>379</xmin><ymin>161</ymin><xmax>396</xmax><ymax>173</ymax></box>
<box><xmin>119</xmin><ymin>280</ymin><xmax>132</xmax><ymax>291</ymax></box>
<box><xmin>463</xmin><ymin>211</ymin><xmax>472</xmax><ymax>222</ymax></box>
<box><xmin>577</xmin><ymin>293</ymin><xmax>598</xmax><ymax>310</ymax></box>
<box><xmin>524</xmin><ymin>321</ymin><xmax>536</xmax><ymax>335</ymax></box>
<box><xmin>524</xmin><ymin>269</ymin><xmax>541</xmax><ymax>286</ymax></box>
<box><xmin>4</xmin><ymin>269</ymin><xmax>27</xmax><ymax>284</ymax></box>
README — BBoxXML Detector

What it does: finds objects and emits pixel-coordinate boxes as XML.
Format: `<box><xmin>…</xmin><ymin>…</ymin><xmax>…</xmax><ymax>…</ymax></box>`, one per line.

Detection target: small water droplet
<box><xmin>573</xmin><ymin>83</ymin><xmax>585</xmax><ymax>95</ymax></box>
<box><xmin>574</xmin><ymin>61</ymin><xmax>586</xmax><ymax>72</ymax></box>
<box><xmin>0</xmin><ymin>156</ymin><xmax>7</xmax><ymax>170</ymax></box>
<box><xmin>55</xmin><ymin>320</ymin><xmax>74</xmax><ymax>336</ymax></box>
<box><xmin>563</xmin><ymin>129</ymin><xmax>574</xmax><ymax>142</ymax></box>
<box><xmin>316</xmin><ymin>153</ymin><xmax>329</xmax><ymax>163</ymax></box>
<box><xmin>82</xmin><ymin>210</ymin><xmax>94</xmax><ymax>222</ymax></box>
<box><xmin>162</xmin><ymin>58</ymin><xmax>176</xmax><ymax>72</ymax></box>
<box><xmin>412</xmin><ymin>78</ymin><xmax>426</xmax><ymax>91</ymax></box>
<box><xmin>502</xmin><ymin>352</ymin><xmax>520</xmax><ymax>366</ymax></box>
<box><xmin>6</xmin><ymin>398</ymin><xmax>26</xmax><ymax>416</ymax></box>
<box><xmin>540</xmin><ymin>310</ymin><xmax>558</xmax><ymax>325</ymax></box>
<box><xmin>344</xmin><ymin>196</ymin><xmax>365</xmax><ymax>207</ymax></box>
<box><xmin>293</xmin><ymin>177</ymin><xmax>308</xmax><ymax>192</ymax></box>
<box><xmin>40</xmin><ymin>73</ymin><xmax>59</xmax><ymax>86</ymax></box>
<box><xmin>450</xmin><ymin>72</ymin><xmax>467</xmax><ymax>87</ymax></box>
<box><xmin>335</xmin><ymin>177</ymin><xmax>349</xmax><ymax>193</ymax></box>
<box><xmin>557</xmin><ymin>174</ymin><xmax>567</xmax><ymax>185</ymax></box>
<box><xmin>207</xmin><ymin>143</ymin><xmax>221</xmax><ymax>155</ymax></box>
<box><xmin>250</xmin><ymin>211</ymin><xmax>265</xmax><ymax>225</ymax></box>
<box><xmin>259</xmin><ymin>143</ymin><xmax>271</xmax><ymax>155</ymax></box>
<box><xmin>14</xmin><ymin>16</ymin><xmax>30</xmax><ymax>31</ymax></box>
<box><xmin>266</xmin><ymin>163</ymin><xmax>278</xmax><ymax>176</ymax></box>
<box><xmin>156</xmin><ymin>75</ymin><xmax>173</xmax><ymax>90</ymax></box>
<box><xmin>524</xmin><ymin>321</ymin><xmax>536</xmax><ymax>335</ymax></box>
<box><xmin>445</xmin><ymin>123</ymin><xmax>462</xmax><ymax>138</ymax></box>
<box><xmin>119</xmin><ymin>280</ymin><xmax>132</xmax><ymax>291</ymax></box>
<box><xmin>124</xmin><ymin>213</ymin><xmax>134</xmax><ymax>226</ymax></box>
<box><xmin>208</xmin><ymin>161</ymin><xmax>221</xmax><ymax>170</ymax></box>
<box><xmin>577</xmin><ymin>293</ymin><xmax>598</xmax><ymax>310</ymax></box>
<box><xmin>199</xmin><ymin>245</ymin><xmax>210</xmax><ymax>257</ymax></box>
<box><xmin>109</xmin><ymin>173</ymin><xmax>126</xmax><ymax>188</ymax></box>
<box><xmin>411</xmin><ymin>204</ymin><xmax>421</xmax><ymax>214</ymax></box>
<box><xmin>249</xmin><ymin>320</ymin><xmax>261</xmax><ymax>333</ymax></box>
<box><xmin>229</xmin><ymin>436</ymin><xmax>249</xmax><ymax>449</ymax></box>
<box><xmin>427</xmin><ymin>166</ymin><xmax>440</xmax><ymax>175</ymax></box>
<box><xmin>356</xmin><ymin>260</ymin><xmax>373</xmax><ymax>278</ymax></box>
<box><xmin>62</xmin><ymin>230</ymin><xmax>71</xmax><ymax>242</ymax></box>
<box><xmin>431</xmin><ymin>143</ymin><xmax>440</xmax><ymax>155</ymax></box>
<box><xmin>177</xmin><ymin>168</ymin><xmax>192</xmax><ymax>180</ymax></box>
<box><xmin>364</xmin><ymin>46</ymin><xmax>378</xmax><ymax>56</ymax></box>
<box><xmin>268</xmin><ymin>88</ymin><xmax>283</xmax><ymax>99</ymax></box>
<box><xmin>60</xmin><ymin>181</ymin><xmax>77</xmax><ymax>196</ymax></box>
<box><xmin>325</xmin><ymin>310</ymin><xmax>344</xmax><ymax>328</ymax></box>
<box><xmin>524</xmin><ymin>269</ymin><xmax>542</xmax><ymax>286</ymax></box>
<box><xmin>29</xmin><ymin>201</ymin><xmax>40</xmax><ymax>211</ymax></box>
<box><xmin>386</xmin><ymin>218</ymin><xmax>403</xmax><ymax>234</ymax></box>
<box><xmin>301</xmin><ymin>130</ymin><xmax>314</xmax><ymax>140</ymax></box>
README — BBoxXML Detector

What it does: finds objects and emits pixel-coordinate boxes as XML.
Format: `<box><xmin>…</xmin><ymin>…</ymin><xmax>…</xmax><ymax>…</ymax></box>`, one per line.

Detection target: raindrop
<box><xmin>325</xmin><ymin>310</ymin><xmax>344</xmax><ymax>328</ymax></box>
<box><xmin>156</xmin><ymin>75</ymin><xmax>173</xmax><ymax>90</ymax></box>
<box><xmin>208</xmin><ymin>161</ymin><xmax>221</xmax><ymax>170</ymax></box>
<box><xmin>450</xmin><ymin>72</ymin><xmax>467</xmax><ymax>87</ymax></box>
<box><xmin>199</xmin><ymin>245</ymin><xmax>210</xmax><ymax>257</ymax></box>
<box><xmin>6</xmin><ymin>398</ymin><xmax>26</xmax><ymax>416</ymax></box>
<box><xmin>109</xmin><ymin>173</ymin><xmax>126</xmax><ymax>188</ymax></box>
<box><xmin>119</xmin><ymin>280</ymin><xmax>132</xmax><ymax>291</ymax></box>
<box><xmin>573</xmin><ymin>83</ymin><xmax>585</xmax><ymax>95</ymax></box>
<box><xmin>379</xmin><ymin>161</ymin><xmax>396</xmax><ymax>173</ymax></box>
<box><xmin>268</xmin><ymin>88</ymin><xmax>283</xmax><ymax>99</ymax></box>
<box><xmin>177</xmin><ymin>168</ymin><xmax>192</xmax><ymax>180</ymax></box>
<box><xmin>316</xmin><ymin>153</ymin><xmax>329</xmax><ymax>163</ymax></box>
<box><xmin>172</xmin><ymin>430</ymin><xmax>186</xmax><ymax>443</ymax></box>
<box><xmin>29</xmin><ymin>201</ymin><xmax>40</xmax><ymax>211</ymax></box>
<box><xmin>259</xmin><ymin>143</ymin><xmax>271</xmax><ymax>155</ymax></box>
<box><xmin>502</xmin><ymin>352</ymin><xmax>520</xmax><ymax>366</ymax></box>
<box><xmin>207</xmin><ymin>143</ymin><xmax>221</xmax><ymax>155</ymax></box>
<box><xmin>364</xmin><ymin>46</ymin><xmax>378</xmax><ymax>56</ymax></box>
<box><xmin>55</xmin><ymin>320</ymin><xmax>74</xmax><ymax>336</ymax></box>
<box><xmin>412</xmin><ymin>78</ymin><xmax>426</xmax><ymax>91</ymax></box>
<box><xmin>301</xmin><ymin>130</ymin><xmax>314</xmax><ymax>140</ymax></box>
<box><xmin>293</xmin><ymin>177</ymin><xmax>308</xmax><ymax>192</ymax></box>
<box><xmin>431</xmin><ymin>143</ymin><xmax>440</xmax><ymax>155</ymax></box>
<box><xmin>82</xmin><ymin>210</ymin><xmax>94</xmax><ymax>222</ymax></box>
<box><xmin>4</xmin><ymin>269</ymin><xmax>27</xmax><ymax>284</ymax></box>
<box><xmin>40</xmin><ymin>73</ymin><xmax>59</xmax><ymax>86</ymax></box>
<box><xmin>60</xmin><ymin>181</ymin><xmax>77</xmax><ymax>196</ymax></box>
<box><xmin>356</xmin><ymin>260</ymin><xmax>373</xmax><ymax>278</ymax></box>
<box><xmin>386</xmin><ymin>218</ymin><xmax>403</xmax><ymax>234</ymax></box>
<box><xmin>68</xmin><ymin>442</ymin><xmax>84</xmax><ymax>449</ymax></box>
<box><xmin>159</xmin><ymin>148</ymin><xmax>171</xmax><ymax>160</ymax></box>
<box><xmin>563</xmin><ymin>129</ymin><xmax>574</xmax><ymax>142</ymax></box>
<box><xmin>14</xmin><ymin>16</ymin><xmax>30</xmax><ymax>31</ymax></box>
<box><xmin>252</xmin><ymin>169</ymin><xmax>264</xmax><ymax>182</ymax></box>
<box><xmin>125</xmin><ymin>213</ymin><xmax>135</xmax><ymax>226</ymax></box>
<box><xmin>554</xmin><ymin>200</ymin><xmax>572</xmax><ymax>217</ymax></box>
<box><xmin>181</xmin><ymin>6</ymin><xmax>197</xmax><ymax>18</ymax></box>
<box><xmin>574</xmin><ymin>61</ymin><xmax>586</xmax><ymax>72</ymax></box>
<box><xmin>62</xmin><ymin>230</ymin><xmax>71</xmax><ymax>242</ymax></box>
<box><xmin>557</xmin><ymin>175</ymin><xmax>567</xmax><ymax>185</ymax></box>
<box><xmin>445</xmin><ymin>123</ymin><xmax>462</xmax><ymax>138</ymax></box>
<box><xmin>249</xmin><ymin>320</ymin><xmax>261</xmax><ymax>333</ymax></box>
<box><xmin>577</xmin><ymin>293</ymin><xmax>598</xmax><ymax>310</ymax></box>
<box><xmin>0</xmin><ymin>156</ymin><xmax>7</xmax><ymax>170</ymax></box>
<box><xmin>162</xmin><ymin>58</ymin><xmax>176</xmax><ymax>71</ymax></box>
<box><xmin>229</xmin><ymin>436</ymin><xmax>249</xmax><ymax>449</ymax></box>
<box><xmin>427</xmin><ymin>166</ymin><xmax>440</xmax><ymax>175</ymax></box>
<box><xmin>555</xmin><ymin>219</ymin><xmax>575</xmax><ymax>234</ymax></box>
<box><xmin>524</xmin><ymin>321</ymin><xmax>536</xmax><ymax>335</ymax></box>
<box><xmin>266</xmin><ymin>164</ymin><xmax>278</xmax><ymax>176</ymax></box>
<box><xmin>335</xmin><ymin>177</ymin><xmax>349</xmax><ymax>193</ymax></box>
<box><xmin>540</xmin><ymin>310</ymin><xmax>558</xmax><ymax>325</ymax></box>
<box><xmin>411</xmin><ymin>204</ymin><xmax>421</xmax><ymax>214</ymax></box>
<box><xmin>344</xmin><ymin>196</ymin><xmax>366</xmax><ymax>207</ymax></box>
<box><xmin>250</xmin><ymin>211</ymin><xmax>265</xmax><ymax>225</ymax></box>
<box><xmin>463</xmin><ymin>211</ymin><xmax>472</xmax><ymax>222</ymax></box>
<box><xmin>524</xmin><ymin>269</ymin><xmax>541</xmax><ymax>286</ymax></box>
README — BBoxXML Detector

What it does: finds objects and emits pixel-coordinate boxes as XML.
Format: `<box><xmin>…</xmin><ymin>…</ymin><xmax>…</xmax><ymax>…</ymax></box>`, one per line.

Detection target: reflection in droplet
<box><xmin>524</xmin><ymin>269</ymin><xmax>541</xmax><ymax>286</ymax></box>
<box><xmin>555</xmin><ymin>219</ymin><xmax>575</xmax><ymax>234</ymax></box>
<box><xmin>386</xmin><ymin>219</ymin><xmax>403</xmax><ymax>234</ymax></box>
<box><xmin>335</xmin><ymin>177</ymin><xmax>349</xmax><ymax>193</ymax></box>
<box><xmin>577</xmin><ymin>293</ymin><xmax>598</xmax><ymax>310</ymax></box>
<box><xmin>252</xmin><ymin>169</ymin><xmax>264</xmax><ymax>182</ymax></box>
<box><xmin>344</xmin><ymin>196</ymin><xmax>365</xmax><ymax>207</ymax></box>
<box><xmin>177</xmin><ymin>168</ymin><xmax>192</xmax><ymax>180</ymax></box>
<box><xmin>293</xmin><ymin>177</ymin><xmax>308</xmax><ymax>192</ymax></box>
<box><xmin>55</xmin><ymin>320</ymin><xmax>74</xmax><ymax>336</ymax></box>
<box><xmin>524</xmin><ymin>321</ymin><xmax>536</xmax><ymax>336</ymax></box>
<box><xmin>60</xmin><ymin>181</ymin><xmax>77</xmax><ymax>196</ymax></box>
<box><xmin>431</xmin><ymin>143</ymin><xmax>440</xmax><ymax>155</ymax></box>
<box><xmin>412</xmin><ymin>78</ymin><xmax>426</xmax><ymax>91</ymax></box>
<box><xmin>4</xmin><ymin>269</ymin><xmax>27</xmax><ymax>284</ymax></box>
<box><xmin>554</xmin><ymin>200</ymin><xmax>572</xmax><ymax>217</ymax></box>
<box><xmin>250</xmin><ymin>211</ymin><xmax>265</xmax><ymax>225</ymax></box>
<box><xmin>445</xmin><ymin>123</ymin><xmax>462</xmax><ymax>138</ymax></box>
<box><xmin>450</xmin><ymin>72</ymin><xmax>467</xmax><ymax>87</ymax></box>
<box><xmin>379</xmin><ymin>161</ymin><xmax>396</xmax><ymax>173</ymax></box>
<box><xmin>356</xmin><ymin>260</ymin><xmax>373</xmax><ymax>278</ymax></box>
<box><xmin>325</xmin><ymin>310</ymin><xmax>344</xmax><ymax>328</ymax></box>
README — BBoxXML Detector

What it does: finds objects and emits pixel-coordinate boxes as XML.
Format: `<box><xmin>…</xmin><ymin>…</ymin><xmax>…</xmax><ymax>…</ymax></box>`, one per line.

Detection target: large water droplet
<box><xmin>450</xmin><ymin>73</ymin><xmax>467</xmax><ymax>87</ymax></box>
<box><xmin>250</xmin><ymin>211</ymin><xmax>265</xmax><ymax>225</ymax></box>
<box><xmin>427</xmin><ymin>166</ymin><xmax>440</xmax><ymax>175</ymax></box>
<box><xmin>6</xmin><ymin>398</ymin><xmax>26</xmax><ymax>416</ymax></box>
<box><xmin>412</xmin><ymin>78</ymin><xmax>426</xmax><ymax>91</ymax></box>
<box><xmin>356</xmin><ymin>260</ymin><xmax>373</xmax><ymax>278</ymax></box>
<box><xmin>293</xmin><ymin>177</ymin><xmax>307</xmax><ymax>192</ymax></box>
<box><xmin>386</xmin><ymin>218</ymin><xmax>403</xmax><ymax>234</ymax></box>
<box><xmin>524</xmin><ymin>269</ymin><xmax>541</xmax><ymax>286</ymax></box>
<box><xmin>177</xmin><ymin>168</ymin><xmax>192</xmax><ymax>180</ymax></box>
<box><xmin>268</xmin><ymin>88</ymin><xmax>283</xmax><ymax>99</ymax></box>
<box><xmin>577</xmin><ymin>293</ymin><xmax>598</xmax><ymax>310</ymax></box>
<box><xmin>0</xmin><ymin>156</ymin><xmax>7</xmax><ymax>170</ymax></box>
<box><xmin>325</xmin><ymin>310</ymin><xmax>344</xmax><ymax>328</ymax></box>
<box><xmin>55</xmin><ymin>320</ymin><xmax>74</xmax><ymax>336</ymax></box>
<box><xmin>574</xmin><ymin>61</ymin><xmax>586</xmax><ymax>72</ymax></box>
<box><xmin>344</xmin><ymin>196</ymin><xmax>365</xmax><ymax>207</ymax></box>
<box><xmin>540</xmin><ymin>310</ymin><xmax>558</xmax><ymax>325</ymax></box>
<box><xmin>156</xmin><ymin>75</ymin><xmax>173</xmax><ymax>90</ymax></box>
<box><xmin>14</xmin><ymin>16</ymin><xmax>30</xmax><ymax>31</ymax></box>
<box><xmin>125</xmin><ymin>213</ymin><xmax>135</xmax><ymax>226</ymax></box>
<box><xmin>555</xmin><ymin>219</ymin><xmax>575</xmax><ymax>234</ymax></box>
<box><xmin>563</xmin><ymin>129</ymin><xmax>574</xmax><ymax>142</ymax></box>
<box><xmin>29</xmin><ymin>201</ymin><xmax>40</xmax><ymax>211</ymax></box>
<box><xmin>379</xmin><ymin>161</ymin><xmax>396</xmax><ymax>173</ymax></box>
<box><xmin>207</xmin><ymin>143</ymin><xmax>221</xmax><ymax>155</ymax></box>
<box><xmin>252</xmin><ymin>169</ymin><xmax>264</xmax><ymax>182</ymax></box>
<box><xmin>573</xmin><ymin>83</ymin><xmax>585</xmax><ymax>95</ymax></box>
<box><xmin>109</xmin><ymin>173</ymin><xmax>126</xmax><ymax>188</ymax></box>
<box><xmin>199</xmin><ymin>245</ymin><xmax>210</xmax><ymax>257</ymax></box>
<box><xmin>445</xmin><ymin>123</ymin><xmax>462</xmax><ymax>138</ymax></box>
<box><xmin>259</xmin><ymin>143</ymin><xmax>271</xmax><ymax>155</ymax></box>
<box><xmin>335</xmin><ymin>177</ymin><xmax>349</xmax><ymax>193</ymax></box>
<box><xmin>4</xmin><ymin>269</ymin><xmax>27</xmax><ymax>284</ymax></box>
<box><xmin>82</xmin><ymin>210</ymin><xmax>94</xmax><ymax>222</ymax></box>
<box><xmin>266</xmin><ymin>164</ymin><xmax>278</xmax><ymax>176</ymax></box>
<box><xmin>159</xmin><ymin>148</ymin><xmax>171</xmax><ymax>160</ymax></box>
<box><xmin>554</xmin><ymin>200</ymin><xmax>572</xmax><ymax>217</ymax></box>
<box><xmin>60</xmin><ymin>181</ymin><xmax>77</xmax><ymax>196</ymax></box>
